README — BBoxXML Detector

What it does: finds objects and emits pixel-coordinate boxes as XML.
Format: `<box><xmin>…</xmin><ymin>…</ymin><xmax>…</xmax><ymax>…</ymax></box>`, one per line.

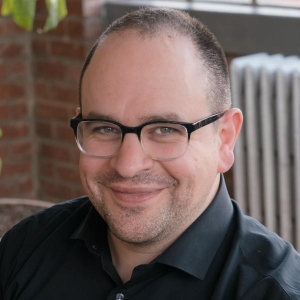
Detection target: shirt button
<box><xmin>116</xmin><ymin>293</ymin><xmax>124</xmax><ymax>300</ymax></box>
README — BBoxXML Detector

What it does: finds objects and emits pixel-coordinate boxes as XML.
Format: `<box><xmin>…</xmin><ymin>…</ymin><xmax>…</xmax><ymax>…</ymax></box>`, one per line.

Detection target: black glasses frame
<box><xmin>70</xmin><ymin>111</ymin><xmax>227</xmax><ymax>140</ymax></box>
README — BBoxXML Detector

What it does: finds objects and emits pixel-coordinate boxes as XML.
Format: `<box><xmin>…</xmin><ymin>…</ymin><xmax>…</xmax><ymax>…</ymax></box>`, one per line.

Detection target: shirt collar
<box><xmin>71</xmin><ymin>204</ymin><xmax>109</xmax><ymax>255</ymax></box>
<box><xmin>155</xmin><ymin>174</ymin><xmax>234</xmax><ymax>280</ymax></box>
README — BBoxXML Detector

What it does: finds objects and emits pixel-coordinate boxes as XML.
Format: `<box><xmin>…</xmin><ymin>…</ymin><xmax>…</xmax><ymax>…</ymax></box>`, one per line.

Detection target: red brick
<box><xmin>50</xmin><ymin>40</ymin><xmax>86</xmax><ymax>59</ymax></box>
<box><xmin>32</xmin><ymin>38</ymin><xmax>48</xmax><ymax>56</ymax></box>
<box><xmin>34</xmin><ymin>60</ymin><xmax>83</xmax><ymax>84</ymax></box>
<box><xmin>0</xmin><ymin>146</ymin><xmax>9</xmax><ymax>161</ymax></box>
<box><xmin>66</xmin><ymin>0</ymin><xmax>83</xmax><ymax>16</ymax></box>
<box><xmin>11</xmin><ymin>141</ymin><xmax>33</xmax><ymax>157</ymax></box>
<box><xmin>40</xmin><ymin>143</ymin><xmax>72</xmax><ymax>161</ymax></box>
<box><xmin>36</xmin><ymin>0</ymin><xmax>48</xmax><ymax>15</ymax></box>
<box><xmin>67</xmin><ymin>148</ymin><xmax>81</xmax><ymax>163</ymax></box>
<box><xmin>0</xmin><ymin>19</ymin><xmax>5</xmax><ymax>36</ymax></box>
<box><xmin>56</xmin><ymin>165</ymin><xmax>81</xmax><ymax>185</ymax></box>
<box><xmin>39</xmin><ymin>161</ymin><xmax>55</xmax><ymax>177</ymax></box>
<box><xmin>34</xmin><ymin>60</ymin><xmax>66</xmax><ymax>81</ymax></box>
<box><xmin>55</xmin><ymin>124</ymin><xmax>75</xmax><ymax>143</ymax></box>
<box><xmin>0</xmin><ymin>103</ymin><xmax>8</xmax><ymax>119</ymax></box>
<box><xmin>0</xmin><ymin>123</ymin><xmax>30</xmax><ymax>140</ymax></box>
<box><xmin>68</xmin><ymin>63</ymin><xmax>82</xmax><ymax>84</ymax></box>
<box><xmin>0</xmin><ymin>181</ymin><xmax>18</xmax><ymax>197</ymax></box>
<box><xmin>19</xmin><ymin>178</ymin><xmax>34</xmax><ymax>195</ymax></box>
<box><xmin>0</xmin><ymin>61</ymin><xmax>5</xmax><ymax>79</ymax></box>
<box><xmin>72</xmin><ymin>148</ymin><xmax>82</xmax><ymax>165</ymax></box>
<box><xmin>51</xmin><ymin>83</ymin><xmax>78</xmax><ymax>104</ymax></box>
<box><xmin>1</xmin><ymin>160</ymin><xmax>32</xmax><ymax>177</ymax></box>
<box><xmin>35</xmin><ymin>101</ymin><xmax>69</xmax><ymax>121</ymax></box>
<box><xmin>34</xmin><ymin>81</ymin><xmax>50</xmax><ymax>100</ymax></box>
<box><xmin>35</xmin><ymin>121</ymin><xmax>53</xmax><ymax>138</ymax></box>
<box><xmin>0</xmin><ymin>82</ymin><xmax>25</xmax><ymax>100</ymax></box>
<box><xmin>56</xmin><ymin>145</ymin><xmax>80</xmax><ymax>165</ymax></box>
<box><xmin>0</xmin><ymin>43</ymin><xmax>25</xmax><ymax>58</ymax></box>
<box><xmin>40</xmin><ymin>179</ymin><xmax>73</xmax><ymax>202</ymax></box>
<box><xmin>66</xmin><ymin>18</ymin><xmax>84</xmax><ymax>38</ymax></box>
<box><xmin>5</xmin><ymin>61</ymin><xmax>28</xmax><ymax>77</ymax></box>
<box><xmin>10</xmin><ymin>101</ymin><xmax>28</xmax><ymax>118</ymax></box>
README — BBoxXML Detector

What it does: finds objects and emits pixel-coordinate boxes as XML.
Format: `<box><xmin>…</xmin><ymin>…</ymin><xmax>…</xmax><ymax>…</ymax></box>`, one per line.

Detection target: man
<box><xmin>0</xmin><ymin>7</ymin><xmax>299</xmax><ymax>300</ymax></box>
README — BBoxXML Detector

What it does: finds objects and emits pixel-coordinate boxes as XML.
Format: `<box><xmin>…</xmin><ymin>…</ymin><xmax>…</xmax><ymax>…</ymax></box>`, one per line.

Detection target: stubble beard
<box><xmin>83</xmin><ymin>171</ymin><xmax>195</xmax><ymax>247</ymax></box>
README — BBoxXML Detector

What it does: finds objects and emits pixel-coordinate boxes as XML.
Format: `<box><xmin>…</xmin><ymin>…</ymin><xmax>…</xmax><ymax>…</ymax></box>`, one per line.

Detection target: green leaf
<box><xmin>1</xmin><ymin>0</ymin><xmax>37</xmax><ymax>31</ymax></box>
<box><xmin>43</xmin><ymin>0</ymin><xmax>67</xmax><ymax>32</ymax></box>
<box><xmin>1</xmin><ymin>0</ymin><xmax>67</xmax><ymax>32</ymax></box>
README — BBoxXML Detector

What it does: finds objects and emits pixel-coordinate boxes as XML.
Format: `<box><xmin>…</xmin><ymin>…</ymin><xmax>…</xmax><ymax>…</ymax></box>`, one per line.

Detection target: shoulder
<box><xmin>0</xmin><ymin>196</ymin><xmax>91</xmax><ymax>265</ymax></box>
<box><xmin>232</xmin><ymin>201</ymin><xmax>300</xmax><ymax>299</ymax></box>
<box><xmin>2</xmin><ymin>196</ymin><xmax>91</xmax><ymax>240</ymax></box>
<box><xmin>0</xmin><ymin>196</ymin><xmax>93</xmax><ymax>297</ymax></box>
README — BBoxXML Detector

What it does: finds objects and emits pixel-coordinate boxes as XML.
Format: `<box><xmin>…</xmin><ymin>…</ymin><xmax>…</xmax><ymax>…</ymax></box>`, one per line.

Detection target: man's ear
<box><xmin>217</xmin><ymin>108</ymin><xmax>243</xmax><ymax>173</ymax></box>
<box><xmin>76</xmin><ymin>107</ymin><xmax>81</xmax><ymax>115</ymax></box>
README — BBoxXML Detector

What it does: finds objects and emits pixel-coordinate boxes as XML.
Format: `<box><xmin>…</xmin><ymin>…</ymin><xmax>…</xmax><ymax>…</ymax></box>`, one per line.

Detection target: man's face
<box><xmin>80</xmin><ymin>30</ymin><xmax>224</xmax><ymax>246</ymax></box>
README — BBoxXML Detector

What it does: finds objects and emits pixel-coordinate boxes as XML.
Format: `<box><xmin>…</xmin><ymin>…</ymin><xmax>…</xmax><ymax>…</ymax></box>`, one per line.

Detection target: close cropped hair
<box><xmin>79</xmin><ymin>7</ymin><xmax>231</xmax><ymax>114</ymax></box>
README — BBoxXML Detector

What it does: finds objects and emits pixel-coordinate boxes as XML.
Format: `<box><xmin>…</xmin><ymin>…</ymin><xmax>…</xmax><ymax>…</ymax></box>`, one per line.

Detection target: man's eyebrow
<box><xmin>84</xmin><ymin>111</ymin><xmax>183</xmax><ymax>123</ymax></box>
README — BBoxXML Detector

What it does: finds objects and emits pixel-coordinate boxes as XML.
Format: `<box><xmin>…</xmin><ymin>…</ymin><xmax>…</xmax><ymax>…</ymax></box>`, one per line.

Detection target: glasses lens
<box><xmin>141</xmin><ymin>123</ymin><xmax>188</xmax><ymax>160</ymax></box>
<box><xmin>77</xmin><ymin>121</ymin><xmax>122</xmax><ymax>157</ymax></box>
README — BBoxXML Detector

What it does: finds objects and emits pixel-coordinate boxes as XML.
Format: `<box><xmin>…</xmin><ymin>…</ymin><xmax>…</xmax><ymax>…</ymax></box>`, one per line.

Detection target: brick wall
<box><xmin>0</xmin><ymin>1</ymin><xmax>236</xmax><ymax>202</ymax></box>
<box><xmin>0</xmin><ymin>0</ymin><xmax>105</xmax><ymax>202</ymax></box>
<box><xmin>33</xmin><ymin>0</ymin><xmax>105</xmax><ymax>202</ymax></box>
<box><xmin>0</xmin><ymin>3</ymin><xmax>35</xmax><ymax>199</ymax></box>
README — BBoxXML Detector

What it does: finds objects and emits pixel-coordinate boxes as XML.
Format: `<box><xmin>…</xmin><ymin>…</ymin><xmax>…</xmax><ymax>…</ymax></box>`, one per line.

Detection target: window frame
<box><xmin>104</xmin><ymin>0</ymin><xmax>300</xmax><ymax>56</ymax></box>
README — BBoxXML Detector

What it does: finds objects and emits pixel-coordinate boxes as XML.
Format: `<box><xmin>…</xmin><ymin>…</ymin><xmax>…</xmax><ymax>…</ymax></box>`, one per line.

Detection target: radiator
<box><xmin>230</xmin><ymin>53</ymin><xmax>300</xmax><ymax>251</ymax></box>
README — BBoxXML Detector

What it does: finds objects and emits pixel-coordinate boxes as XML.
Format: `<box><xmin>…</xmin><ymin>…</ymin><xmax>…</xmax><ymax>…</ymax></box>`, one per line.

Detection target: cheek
<box><xmin>79</xmin><ymin>154</ymin><xmax>108</xmax><ymax>184</ymax></box>
<box><xmin>189</xmin><ymin>135</ymin><xmax>220</xmax><ymax>167</ymax></box>
<box><xmin>189</xmin><ymin>142</ymin><xmax>217</xmax><ymax>166</ymax></box>
<box><xmin>79</xmin><ymin>154</ymin><xmax>107</xmax><ymax>171</ymax></box>
<box><xmin>166</xmin><ymin>142</ymin><xmax>219</xmax><ymax>189</ymax></box>
<box><xmin>161</xmin><ymin>151</ymin><xmax>201</xmax><ymax>186</ymax></box>
<box><xmin>79</xmin><ymin>155</ymin><xmax>110</xmax><ymax>201</ymax></box>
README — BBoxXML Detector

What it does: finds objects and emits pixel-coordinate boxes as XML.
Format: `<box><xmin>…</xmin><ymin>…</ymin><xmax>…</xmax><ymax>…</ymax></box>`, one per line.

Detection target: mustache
<box><xmin>95</xmin><ymin>171</ymin><xmax>177</xmax><ymax>186</ymax></box>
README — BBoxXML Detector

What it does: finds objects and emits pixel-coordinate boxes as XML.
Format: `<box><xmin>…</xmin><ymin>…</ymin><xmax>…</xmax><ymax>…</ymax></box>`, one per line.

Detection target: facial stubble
<box><xmin>83</xmin><ymin>171</ymin><xmax>196</xmax><ymax>247</ymax></box>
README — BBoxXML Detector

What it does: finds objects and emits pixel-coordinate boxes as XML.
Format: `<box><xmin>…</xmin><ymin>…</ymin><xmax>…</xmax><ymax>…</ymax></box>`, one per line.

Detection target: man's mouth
<box><xmin>109</xmin><ymin>186</ymin><xmax>165</xmax><ymax>205</ymax></box>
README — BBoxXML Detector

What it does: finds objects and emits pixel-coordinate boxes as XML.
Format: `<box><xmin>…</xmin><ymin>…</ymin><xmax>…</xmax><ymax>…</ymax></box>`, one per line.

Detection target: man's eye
<box><xmin>93</xmin><ymin>126</ymin><xmax>119</xmax><ymax>134</ymax></box>
<box><xmin>155</xmin><ymin>127</ymin><xmax>175</xmax><ymax>135</ymax></box>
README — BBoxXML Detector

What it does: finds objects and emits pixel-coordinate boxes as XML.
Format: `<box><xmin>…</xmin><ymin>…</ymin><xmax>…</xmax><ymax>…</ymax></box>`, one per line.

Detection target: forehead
<box><xmin>81</xmin><ymin>30</ymin><xmax>209</xmax><ymax>123</ymax></box>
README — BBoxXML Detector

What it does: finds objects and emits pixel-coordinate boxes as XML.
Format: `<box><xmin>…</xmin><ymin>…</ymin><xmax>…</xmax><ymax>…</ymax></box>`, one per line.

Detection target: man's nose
<box><xmin>109</xmin><ymin>133</ymin><xmax>154</xmax><ymax>178</ymax></box>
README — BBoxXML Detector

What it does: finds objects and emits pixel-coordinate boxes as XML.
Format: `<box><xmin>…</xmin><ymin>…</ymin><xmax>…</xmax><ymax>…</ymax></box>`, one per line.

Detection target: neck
<box><xmin>108</xmin><ymin>232</ymin><xmax>172</xmax><ymax>283</ymax></box>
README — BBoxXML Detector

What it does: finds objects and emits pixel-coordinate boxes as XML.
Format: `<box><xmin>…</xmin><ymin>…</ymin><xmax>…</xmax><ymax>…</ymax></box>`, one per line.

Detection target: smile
<box><xmin>109</xmin><ymin>186</ymin><xmax>165</xmax><ymax>205</ymax></box>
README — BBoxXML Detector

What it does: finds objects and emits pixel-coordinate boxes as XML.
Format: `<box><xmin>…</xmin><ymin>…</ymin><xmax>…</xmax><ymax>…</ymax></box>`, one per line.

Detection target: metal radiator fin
<box><xmin>230</xmin><ymin>53</ymin><xmax>300</xmax><ymax>251</ymax></box>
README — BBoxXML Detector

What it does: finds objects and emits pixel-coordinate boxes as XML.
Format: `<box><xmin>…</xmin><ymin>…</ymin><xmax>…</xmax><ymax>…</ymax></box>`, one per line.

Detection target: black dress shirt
<box><xmin>0</xmin><ymin>176</ymin><xmax>300</xmax><ymax>300</ymax></box>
